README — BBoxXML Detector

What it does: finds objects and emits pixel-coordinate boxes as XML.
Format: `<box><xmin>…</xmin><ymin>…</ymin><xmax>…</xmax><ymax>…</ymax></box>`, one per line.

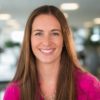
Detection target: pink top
<box><xmin>3</xmin><ymin>69</ymin><xmax>100</xmax><ymax>100</ymax></box>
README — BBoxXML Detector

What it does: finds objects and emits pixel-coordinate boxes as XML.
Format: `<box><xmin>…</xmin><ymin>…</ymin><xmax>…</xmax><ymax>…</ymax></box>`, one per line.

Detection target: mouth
<box><xmin>39</xmin><ymin>48</ymin><xmax>55</xmax><ymax>54</ymax></box>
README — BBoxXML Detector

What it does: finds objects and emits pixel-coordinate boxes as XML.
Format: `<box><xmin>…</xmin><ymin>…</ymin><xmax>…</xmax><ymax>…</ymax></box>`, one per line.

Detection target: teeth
<box><xmin>40</xmin><ymin>49</ymin><xmax>53</xmax><ymax>53</ymax></box>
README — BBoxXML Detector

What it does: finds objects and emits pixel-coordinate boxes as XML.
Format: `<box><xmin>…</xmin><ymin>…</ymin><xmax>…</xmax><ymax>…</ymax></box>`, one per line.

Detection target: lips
<box><xmin>40</xmin><ymin>48</ymin><xmax>55</xmax><ymax>54</ymax></box>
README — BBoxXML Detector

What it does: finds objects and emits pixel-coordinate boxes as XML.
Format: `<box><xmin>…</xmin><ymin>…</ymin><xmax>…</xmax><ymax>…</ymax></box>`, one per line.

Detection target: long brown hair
<box><xmin>13</xmin><ymin>5</ymin><xmax>84</xmax><ymax>100</ymax></box>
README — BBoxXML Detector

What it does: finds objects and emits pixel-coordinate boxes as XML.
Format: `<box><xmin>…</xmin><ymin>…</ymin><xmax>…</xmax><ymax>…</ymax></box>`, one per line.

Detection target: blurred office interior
<box><xmin>0</xmin><ymin>0</ymin><xmax>100</xmax><ymax>99</ymax></box>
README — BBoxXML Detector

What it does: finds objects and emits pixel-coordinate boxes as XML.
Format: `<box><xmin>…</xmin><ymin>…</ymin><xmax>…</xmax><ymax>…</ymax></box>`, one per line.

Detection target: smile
<box><xmin>40</xmin><ymin>49</ymin><xmax>54</xmax><ymax>54</ymax></box>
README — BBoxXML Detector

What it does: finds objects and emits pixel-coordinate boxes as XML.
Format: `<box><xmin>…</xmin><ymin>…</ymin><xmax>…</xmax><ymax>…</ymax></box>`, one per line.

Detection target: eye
<box><xmin>34</xmin><ymin>32</ymin><xmax>43</xmax><ymax>36</ymax></box>
<box><xmin>52</xmin><ymin>32</ymin><xmax>60</xmax><ymax>36</ymax></box>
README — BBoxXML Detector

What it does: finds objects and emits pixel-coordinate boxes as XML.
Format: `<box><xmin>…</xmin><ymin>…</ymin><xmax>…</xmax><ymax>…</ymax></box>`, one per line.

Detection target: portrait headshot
<box><xmin>3</xmin><ymin>5</ymin><xmax>100</xmax><ymax>100</ymax></box>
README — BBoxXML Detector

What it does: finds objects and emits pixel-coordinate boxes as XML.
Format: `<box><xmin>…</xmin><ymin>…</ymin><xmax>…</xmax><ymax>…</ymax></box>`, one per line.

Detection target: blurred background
<box><xmin>0</xmin><ymin>0</ymin><xmax>100</xmax><ymax>99</ymax></box>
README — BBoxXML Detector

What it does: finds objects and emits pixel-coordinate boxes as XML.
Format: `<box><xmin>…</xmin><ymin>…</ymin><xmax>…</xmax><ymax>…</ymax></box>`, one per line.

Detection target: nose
<box><xmin>42</xmin><ymin>35</ymin><xmax>51</xmax><ymax>46</ymax></box>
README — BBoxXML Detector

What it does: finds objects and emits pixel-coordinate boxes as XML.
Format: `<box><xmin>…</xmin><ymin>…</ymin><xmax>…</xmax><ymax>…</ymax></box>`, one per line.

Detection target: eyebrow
<box><xmin>32</xmin><ymin>29</ymin><xmax>61</xmax><ymax>32</ymax></box>
<box><xmin>32</xmin><ymin>29</ymin><xmax>43</xmax><ymax>32</ymax></box>
<box><xmin>51</xmin><ymin>29</ymin><xmax>61</xmax><ymax>32</ymax></box>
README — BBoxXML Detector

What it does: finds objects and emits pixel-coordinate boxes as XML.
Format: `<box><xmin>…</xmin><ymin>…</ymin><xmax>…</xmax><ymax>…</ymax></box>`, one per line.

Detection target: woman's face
<box><xmin>31</xmin><ymin>14</ymin><xmax>63</xmax><ymax>64</ymax></box>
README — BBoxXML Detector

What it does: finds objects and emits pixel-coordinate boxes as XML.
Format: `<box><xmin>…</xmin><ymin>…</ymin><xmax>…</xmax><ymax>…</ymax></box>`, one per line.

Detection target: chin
<box><xmin>40</xmin><ymin>60</ymin><xmax>54</xmax><ymax>64</ymax></box>
<box><xmin>38</xmin><ymin>58</ymin><xmax>56</xmax><ymax>64</ymax></box>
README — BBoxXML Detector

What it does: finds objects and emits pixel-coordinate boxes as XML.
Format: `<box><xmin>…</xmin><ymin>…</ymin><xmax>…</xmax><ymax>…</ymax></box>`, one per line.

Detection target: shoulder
<box><xmin>74</xmin><ymin>68</ymin><xmax>100</xmax><ymax>100</ymax></box>
<box><xmin>3</xmin><ymin>82</ymin><xmax>20</xmax><ymax>100</ymax></box>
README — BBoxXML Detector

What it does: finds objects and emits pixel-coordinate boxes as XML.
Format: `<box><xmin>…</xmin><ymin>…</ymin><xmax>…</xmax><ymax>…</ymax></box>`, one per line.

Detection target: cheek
<box><xmin>31</xmin><ymin>37</ymin><xmax>37</xmax><ymax>46</ymax></box>
<box><xmin>57</xmin><ymin>38</ymin><xmax>63</xmax><ymax>47</ymax></box>
<box><xmin>31</xmin><ymin>38</ymin><xmax>40</xmax><ymax>51</ymax></box>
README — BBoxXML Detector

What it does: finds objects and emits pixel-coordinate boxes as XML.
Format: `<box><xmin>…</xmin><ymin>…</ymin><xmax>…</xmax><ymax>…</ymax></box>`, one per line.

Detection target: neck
<box><xmin>36</xmin><ymin>60</ymin><xmax>60</xmax><ymax>99</ymax></box>
<box><xmin>37</xmin><ymin>60</ymin><xmax>60</xmax><ymax>84</ymax></box>
<box><xmin>37</xmin><ymin>62</ymin><xmax>60</xmax><ymax>100</ymax></box>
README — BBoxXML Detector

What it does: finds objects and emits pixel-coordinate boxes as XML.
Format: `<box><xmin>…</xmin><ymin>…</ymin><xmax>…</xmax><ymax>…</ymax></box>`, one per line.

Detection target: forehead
<box><xmin>32</xmin><ymin>14</ymin><xmax>61</xmax><ymax>29</ymax></box>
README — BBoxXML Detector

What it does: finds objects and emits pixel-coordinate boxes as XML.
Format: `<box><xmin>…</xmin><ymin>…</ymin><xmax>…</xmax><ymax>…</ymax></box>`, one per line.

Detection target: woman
<box><xmin>4</xmin><ymin>5</ymin><xmax>100</xmax><ymax>100</ymax></box>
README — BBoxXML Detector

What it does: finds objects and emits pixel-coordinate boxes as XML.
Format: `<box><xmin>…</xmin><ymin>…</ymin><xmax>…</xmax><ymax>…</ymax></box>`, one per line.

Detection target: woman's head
<box><xmin>23</xmin><ymin>5</ymin><xmax>77</xmax><ymax>65</ymax></box>
<box><xmin>31</xmin><ymin>14</ymin><xmax>63</xmax><ymax>65</ymax></box>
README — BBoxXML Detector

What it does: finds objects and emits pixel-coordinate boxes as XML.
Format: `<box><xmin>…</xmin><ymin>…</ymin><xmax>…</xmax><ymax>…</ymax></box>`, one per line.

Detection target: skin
<box><xmin>31</xmin><ymin>14</ymin><xmax>63</xmax><ymax>97</ymax></box>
